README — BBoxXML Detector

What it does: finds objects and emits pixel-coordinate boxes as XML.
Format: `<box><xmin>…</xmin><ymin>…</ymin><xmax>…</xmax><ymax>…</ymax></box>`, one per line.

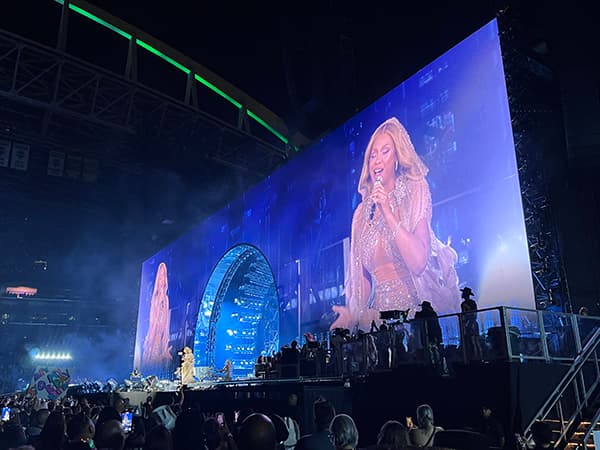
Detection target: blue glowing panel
<box><xmin>134</xmin><ymin>19</ymin><xmax>534</xmax><ymax>378</ymax></box>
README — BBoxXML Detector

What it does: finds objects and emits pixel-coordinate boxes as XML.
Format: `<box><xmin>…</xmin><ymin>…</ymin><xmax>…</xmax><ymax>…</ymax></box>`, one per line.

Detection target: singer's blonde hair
<box><xmin>358</xmin><ymin>117</ymin><xmax>428</xmax><ymax>201</ymax></box>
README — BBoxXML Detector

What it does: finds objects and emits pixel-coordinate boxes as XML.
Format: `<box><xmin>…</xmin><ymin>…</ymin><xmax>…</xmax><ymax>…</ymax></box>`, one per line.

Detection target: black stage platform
<box><xmin>80</xmin><ymin>361</ymin><xmax>568</xmax><ymax>446</ymax></box>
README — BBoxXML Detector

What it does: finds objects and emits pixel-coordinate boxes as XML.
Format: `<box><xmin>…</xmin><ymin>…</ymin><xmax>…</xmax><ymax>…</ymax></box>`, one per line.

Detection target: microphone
<box><xmin>369</xmin><ymin>176</ymin><xmax>382</xmax><ymax>222</ymax></box>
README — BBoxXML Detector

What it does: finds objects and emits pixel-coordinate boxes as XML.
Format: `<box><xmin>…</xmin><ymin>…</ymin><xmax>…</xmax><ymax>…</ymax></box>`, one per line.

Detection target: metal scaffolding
<box><xmin>0</xmin><ymin>0</ymin><xmax>296</xmax><ymax>176</ymax></box>
<box><xmin>499</xmin><ymin>8</ymin><xmax>572</xmax><ymax>312</ymax></box>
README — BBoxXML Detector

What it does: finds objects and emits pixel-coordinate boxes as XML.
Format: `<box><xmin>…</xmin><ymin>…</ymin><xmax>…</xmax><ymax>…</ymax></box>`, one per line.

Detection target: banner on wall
<box><xmin>28</xmin><ymin>367</ymin><xmax>71</xmax><ymax>400</ymax></box>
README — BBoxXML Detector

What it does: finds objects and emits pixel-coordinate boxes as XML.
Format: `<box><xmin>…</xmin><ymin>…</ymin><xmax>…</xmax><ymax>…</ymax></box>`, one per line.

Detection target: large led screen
<box><xmin>134</xmin><ymin>19</ymin><xmax>534</xmax><ymax>379</ymax></box>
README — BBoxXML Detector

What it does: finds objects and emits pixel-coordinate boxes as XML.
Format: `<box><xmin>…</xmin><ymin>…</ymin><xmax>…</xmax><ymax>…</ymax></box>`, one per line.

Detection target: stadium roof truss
<box><xmin>0</xmin><ymin>0</ymin><xmax>297</xmax><ymax>174</ymax></box>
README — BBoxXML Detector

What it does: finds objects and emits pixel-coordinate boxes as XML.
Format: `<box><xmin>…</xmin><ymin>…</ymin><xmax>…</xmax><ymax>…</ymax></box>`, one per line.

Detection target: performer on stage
<box><xmin>180</xmin><ymin>346</ymin><xmax>195</xmax><ymax>385</ymax></box>
<box><xmin>332</xmin><ymin>117</ymin><xmax>460</xmax><ymax>331</ymax></box>
<box><xmin>219</xmin><ymin>359</ymin><xmax>233</xmax><ymax>382</ymax></box>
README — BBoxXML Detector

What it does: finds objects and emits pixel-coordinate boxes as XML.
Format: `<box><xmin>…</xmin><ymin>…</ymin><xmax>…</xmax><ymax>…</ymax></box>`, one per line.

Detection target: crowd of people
<box><xmin>0</xmin><ymin>387</ymin><xmax>557</xmax><ymax>450</ymax></box>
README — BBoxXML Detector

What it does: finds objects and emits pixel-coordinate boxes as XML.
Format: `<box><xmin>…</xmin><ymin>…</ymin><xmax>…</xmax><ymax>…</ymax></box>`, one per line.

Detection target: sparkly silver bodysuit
<box><xmin>356</xmin><ymin>176</ymin><xmax>420</xmax><ymax>311</ymax></box>
<box><xmin>346</xmin><ymin>175</ymin><xmax>434</xmax><ymax>328</ymax></box>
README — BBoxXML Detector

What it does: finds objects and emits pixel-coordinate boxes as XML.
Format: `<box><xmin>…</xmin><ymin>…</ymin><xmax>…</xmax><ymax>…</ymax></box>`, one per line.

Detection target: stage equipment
<box><xmin>194</xmin><ymin>244</ymin><xmax>279</xmax><ymax>379</ymax></box>
<box><xmin>498</xmin><ymin>8</ymin><xmax>571</xmax><ymax>311</ymax></box>
<box><xmin>380</xmin><ymin>310</ymin><xmax>410</xmax><ymax>322</ymax></box>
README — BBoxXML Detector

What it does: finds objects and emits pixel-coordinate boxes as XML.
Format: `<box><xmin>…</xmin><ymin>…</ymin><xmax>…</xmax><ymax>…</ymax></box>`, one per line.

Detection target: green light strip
<box><xmin>136</xmin><ymin>39</ymin><xmax>191</xmax><ymax>75</ymax></box>
<box><xmin>53</xmin><ymin>0</ymin><xmax>290</xmax><ymax>146</ymax></box>
<box><xmin>194</xmin><ymin>74</ymin><xmax>242</xmax><ymax>109</ymax></box>
<box><xmin>247</xmin><ymin>109</ymin><xmax>289</xmax><ymax>145</ymax></box>
<box><xmin>55</xmin><ymin>0</ymin><xmax>132</xmax><ymax>40</ymax></box>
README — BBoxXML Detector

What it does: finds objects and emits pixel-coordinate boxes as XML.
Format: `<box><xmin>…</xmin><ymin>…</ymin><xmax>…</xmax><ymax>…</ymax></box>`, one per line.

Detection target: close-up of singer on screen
<box><xmin>331</xmin><ymin>117</ymin><xmax>460</xmax><ymax>331</ymax></box>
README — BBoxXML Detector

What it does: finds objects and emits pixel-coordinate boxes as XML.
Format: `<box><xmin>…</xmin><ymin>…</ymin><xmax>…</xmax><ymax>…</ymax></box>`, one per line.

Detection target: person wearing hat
<box><xmin>414</xmin><ymin>301</ymin><xmax>443</xmax><ymax>365</ymax></box>
<box><xmin>460</xmin><ymin>287</ymin><xmax>477</xmax><ymax>312</ymax></box>
<box><xmin>460</xmin><ymin>287</ymin><xmax>482</xmax><ymax>361</ymax></box>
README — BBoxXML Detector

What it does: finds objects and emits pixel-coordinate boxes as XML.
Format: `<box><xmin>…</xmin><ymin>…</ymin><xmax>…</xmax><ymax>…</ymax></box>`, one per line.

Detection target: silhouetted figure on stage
<box><xmin>290</xmin><ymin>340</ymin><xmax>300</xmax><ymax>360</ymax></box>
<box><xmin>460</xmin><ymin>287</ymin><xmax>482</xmax><ymax>361</ymax></box>
<box><xmin>460</xmin><ymin>287</ymin><xmax>477</xmax><ymax>312</ymax></box>
<box><xmin>414</xmin><ymin>301</ymin><xmax>442</xmax><ymax>365</ymax></box>
<box><xmin>219</xmin><ymin>359</ymin><xmax>232</xmax><ymax>382</ymax></box>
<box><xmin>390</xmin><ymin>322</ymin><xmax>408</xmax><ymax>367</ymax></box>
<box><xmin>330</xmin><ymin>329</ymin><xmax>348</xmax><ymax>375</ymax></box>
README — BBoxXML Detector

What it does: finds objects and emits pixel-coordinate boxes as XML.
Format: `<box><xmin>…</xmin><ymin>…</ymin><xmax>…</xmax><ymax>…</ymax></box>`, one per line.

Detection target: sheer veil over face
<box><xmin>142</xmin><ymin>262</ymin><xmax>172</xmax><ymax>366</ymax></box>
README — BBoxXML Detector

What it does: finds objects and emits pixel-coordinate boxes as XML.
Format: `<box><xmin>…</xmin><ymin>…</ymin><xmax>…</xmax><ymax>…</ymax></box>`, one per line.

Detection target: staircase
<box><xmin>565</xmin><ymin>400</ymin><xmax>600</xmax><ymax>449</ymax></box>
<box><xmin>518</xmin><ymin>327</ymin><xmax>600</xmax><ymax>449</ymax></box>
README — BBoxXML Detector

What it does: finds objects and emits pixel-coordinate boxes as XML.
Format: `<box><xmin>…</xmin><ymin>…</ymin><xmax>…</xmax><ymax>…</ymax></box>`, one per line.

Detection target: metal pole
<box><xmin>538</xmin><ymin>310</ymin><xmax>551</xmax><ymax>362</ymax></box>
<box><xmin>296</xmin><ymin>259</ymin><xmax>301</xmax><ymax>342</ymax></box>
<box><xmin>458</xmin><ymin>312</ymin><xmax>467</xmax><ymax>364</ymax></box>
<box><xmin>501</xmin><ymin>307</ymin><xmax>513</xmax><ymax>360</ymax></box>
<box><xmin>57</xmin><ymin>0</ymin><xmax>70</xmax><ymax>52</ymax></box>
<box><xmin>125</xmin><ymin>36</ymin><xmax>138</xmax><ymax>81</ymax></box>
<box><xmin>572</xmin><ymin>313</ymin><xmax>582</xmax><ymax>355</ymax></box>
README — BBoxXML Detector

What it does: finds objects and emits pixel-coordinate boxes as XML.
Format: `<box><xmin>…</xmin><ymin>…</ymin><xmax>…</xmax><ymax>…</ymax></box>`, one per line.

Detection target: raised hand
<box><xmin>330</xmin><ymin>305</ymin><xmax>354</xmax><ymax>330</ymax></box>
<box><xmin>371</xmin><ymin>177</ymin><xmax>394</xmax><ymax>219</ymax></box>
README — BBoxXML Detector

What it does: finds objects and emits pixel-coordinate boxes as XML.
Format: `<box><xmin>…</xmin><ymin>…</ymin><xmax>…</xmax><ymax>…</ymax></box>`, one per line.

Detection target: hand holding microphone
<box><xmin>369</xmin><ymin>176</ymin><xmax>383</xmax><ymax>222</ymax></box>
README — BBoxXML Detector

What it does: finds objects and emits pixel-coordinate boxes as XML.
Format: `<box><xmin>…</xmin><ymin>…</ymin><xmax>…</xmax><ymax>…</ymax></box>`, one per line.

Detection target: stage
<box><xmin>79</xmin><ymin>360</ymin><xmax>568</xmax><ymax>446</ymax></box>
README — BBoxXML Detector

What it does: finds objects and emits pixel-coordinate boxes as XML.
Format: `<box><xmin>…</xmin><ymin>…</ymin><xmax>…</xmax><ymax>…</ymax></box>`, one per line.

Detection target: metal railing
<box><xmin>436</xmin><ymin>306</ymin><xmax>598</xmax><ymax>364</ymax></box>
<box><xmin>581</xmin><ymin>407</ymin><xmax>600</xmax><ymax>449</ymax></box>
<box><xmin>329</xmin><ymin>306</ymin><xmax>600</xmax><ymax>378</ymax></box>
<box><xmin>519</xmin><ymin>327</ymin><xmax>600</xmax><ymax>448</ymax></box>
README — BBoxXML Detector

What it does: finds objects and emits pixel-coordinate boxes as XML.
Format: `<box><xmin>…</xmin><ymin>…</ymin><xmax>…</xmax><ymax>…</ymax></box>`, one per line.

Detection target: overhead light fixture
<box><xmin>5</xmin><ymin>286</ymin><xmax>38</xmax><ymax>298</ymax></box>
<box><xmin>34</xmin><ymin>352</ymin><xmax>73</xmax><ymax>361</ymax></box>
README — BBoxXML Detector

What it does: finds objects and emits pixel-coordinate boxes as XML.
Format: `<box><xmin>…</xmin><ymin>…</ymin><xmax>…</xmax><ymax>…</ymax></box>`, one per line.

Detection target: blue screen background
<box><xmin>133</xmin><ymin>19</ymin><xmax>534</xmax><ymax>378</ymax></box>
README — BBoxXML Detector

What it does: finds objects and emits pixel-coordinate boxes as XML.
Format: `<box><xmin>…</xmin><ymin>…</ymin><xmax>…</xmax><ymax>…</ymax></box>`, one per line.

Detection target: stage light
<box><xmin>5</xmin><ymin>285</ymin><xmax>38</xmax><ymax>298</ymax></box>
<box><xmin>33</xmin><ymin>351</ymin><xmax>72</xmax><ymax>361</ymax></box>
